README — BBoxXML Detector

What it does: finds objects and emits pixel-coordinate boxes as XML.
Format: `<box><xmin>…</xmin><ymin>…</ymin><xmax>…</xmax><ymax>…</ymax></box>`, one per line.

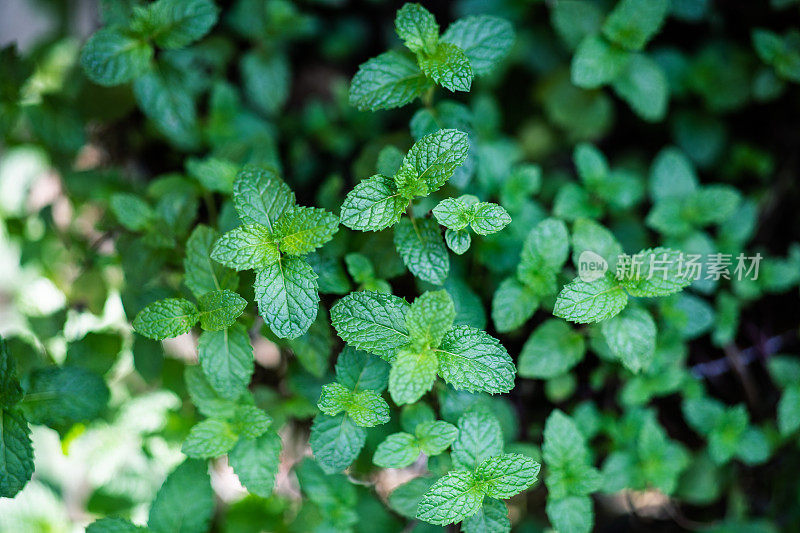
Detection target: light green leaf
<box><xmin>401</xmin><ymin>129</ymin><xmax>470</xmax><ymax>194</ymax></box>
<box><xmin>0</xmin><ymin>409</ymin><xmax>33</xmax><ymax>498</ymax></box>
<box><xmin>462</xmin><ymin>497</ymin><xmax>510</xmax><ymax>533</ymax></box>
<box><xmin>416</xmin><ymin>470</ymin><xmax>484</xmax><ymax>526</ymax></box>
<box><xmin>230</xmin><ymin>405</ymin><xmax>271</xmax><ymax>439</ymax></box>
<box><xmin>241</xmin><ymin>50</ymin><xmax>290</xmax><ymax>115</ymax></box>
<box><xmin>186</xmin><ymin>157</ymin><xmax>237</xmax><ymax>193</ymax></box>
<box><xmin>415</xmin><ymin>420</ymin><xmax>458</xmax><ymax>456</ymax></box>
<box><xmin>133</xmin><ymin>0</ymin><xmax>218</xmax><ymax>49</ymax></box>
<box><xmin>602</xmin><ymin>0</ymin><xmax>669</xmax><ymax>51</ymax></box>
<box><xmin>86</xmin><ymin>517</ymin><xmax>147</xmax><ymax>533</ymax></box>
<box><xmin>395</xmin><ymin>3</ymin><xmax>439</xmax><ymax>54</ymax></box>
<box><xmin>389</xmin><ymin>347</ymin><xmax>439</xmax><ymax>405</ymax></box>
<box><xmin>570</xmin><ymin>218</ymin><xmax>622</xmax><ymax>269</ymax></box>
<box><xmin>211</xmin><ymin>224</ymin><xmax>279</xmax><ymax>271</ymax></box>
<box><xmin>476</xmin><ymin>453</ymin><xmax>540</xmax><ymax>499</ymax></box>
<box><xmin>435</xmin><ymin>326</ymin><xmax>515</xmax><ymax>394</ymax></box>
<box><xmin>618</xmin><ymin>247</ymin><xmax>692</xmax><ymax>296</ymax></box>
<box><xmin>133</xmin><ymin>69</ymin><xmax>199</xmax><ymax>148</ymax></box>
<box><xmin>546</xmin><ymin>495</ymin><xmax>594</xmax><ymax>533</ymax></box>
<box><xmin>197</xmin><ymin>290</ymin><xmax>246</xmax><ymax>331</ymax></box>
<box><xmin>446</xmin><ymin>228</ymin><xmax>471</xmax><ymax>254</ymax></box>
<box><xmin>406</xmin><ymin>290</ymin><xmax>456</xmax><ymax>348</ymax></box>
<box><xmin>441</xmin><ymin>15</ymin><xmax>515</xmax><ymax>76</ymax></box>
<box><xmin>184</xmin><ymin>366</ymin><xmax>238</xmax><ymax>419</ymax></box>
<box><xmin>133</xmin><ymin>298</ymin><xmax>199</xmax><ymax>340</ymax></box>
<box><xmin>470</xmin><ymin>203</ymin><xmax>511</xmax><ymax>235</ymax></box>
<box><xmin>778</xmin><ymin>385</ymin><xmax>800</xmax><ymax>436</ymax></box>
<box><xmin>184</xmin><ymin>225</ymin><xmax>238</xmax><ymax>298</ymax></box>
<box><xmin>519</xmin><ymin>218</ymin><xmax>570</xmax><ymax>272</ymax></box>
<box><xmin>229</xmin><ymin>430</ymin><xmax>282</xmax><ymax>497</ymax></box>
<box><xmin>309</xmin><ymin>413</ymin><xmax>367</xmax><ymax>473</ymax></box>
<box><xmin>419</xmin><ymin>42</ymin><xmax>474</xmax><ymax>92</ymax></box>
<box><xmin>335</xmin><ymin>347</ymin><xmax>391</xmax><ymax>392</ymax></box>
<box><xmin>81</xmin><ymin>29</ymin><xmax>152</xmax><ymax>86</ymax></box>
<box><xmin>554</xmin><ymin>276</ymin><xmax>628</xmax><ymax>324</ymax></box>
<box><xmin>571</xmin><ymin>35</ymin><xmax>630</xmax><ymax>89</ymax></box>
<box><xmin>600</xmin><ymin>307</ymin><xmax>657</xmax><ymax>373</ymax></box>
<box><xmin>181</xmin><ymin>419</ymin><xmax>238</xmax><ymax>458</ymax></box>
<box><xmin>491</xmin><ymin>278</ymin><xmax>538</xmax><ymax>333</ymax></box>
<box><xmin>574</xmin><ymin>142</ymin><xmax>610</xmax><ymax>184</ymax></box>
<box><xmin>394</xmin><ymin>217</ymin><xmax>450</xmax><ymax>285</ymax></box>
<box><xmin>340</xmin><ymin>175</ymin><xmax>406</xmax><ymax>231</ymax></box>
<box><xmin>518</xmin><ymin>319</ymin><xmax>585</xmax><ymax>379</ymax></box>
<box><xmin>330</xmin><ymin>291</ymin><xmax>410</xmax><ymax>360</ymax></box>
<box><xmin>110</xmin><ymin>193</ymin><xmax>154</xmax><ymax>231</ymax></box>
<box><xmin>451</xmin><ymin>408</ymin><xmax>503</xmax><ymax>470</ymax></box>
<box><xmin>148</xmin><ymin>459</ymin><xmax>214</xmax><ymax>533</ymax></box>
<box><xmin>433</xmin><ymin>197</ymin><xmax>471</xmax><ymax>230</ymax></box>
<box><xmin>611</xmin><ymin>53</ymin><xmax>668</xmax><ymax>122</ymax></box>
<box><xmin>318</xmin><ymin>383</ymin><xmax>389</xmax><ymax>427</ymax></box>
<box><xmin>349</xmin><ymin>51</ymin><xmax>430</xmax><ymax>111</ymax></box>
<box><xmin>275</xmin><ymin>206</ymin><xmax>339</xmax><ymax>256</ymax></box>
<box><xmin>648</xmin><ymin>147</ymin><xmax>698</xmax><ymax>201</ymax></box>
<box><xmin>233</xmin><ymin>166</ymin><xmax>295</xmax><ymax>233</ymax></box>
<box><xmin>373</xmin><ymin>432</ymin><xmax>420</xmax><ymax>468</ymax></box>
<box><xmin>254</xmin><ymin>256</ymin><xmax>319</xmax><ymax>339</ymax></box>
<box><xmin>197</xmin><ymin>324</ymin><xmax>254</xmax><ymax>401</ymax></box>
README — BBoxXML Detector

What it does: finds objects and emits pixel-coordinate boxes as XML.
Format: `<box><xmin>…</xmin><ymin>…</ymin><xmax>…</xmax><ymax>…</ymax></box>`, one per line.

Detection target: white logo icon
<box><xmin>578</xmin><ymin>250</ymin><xmax>608</xmax><ymax>282</ymax></box>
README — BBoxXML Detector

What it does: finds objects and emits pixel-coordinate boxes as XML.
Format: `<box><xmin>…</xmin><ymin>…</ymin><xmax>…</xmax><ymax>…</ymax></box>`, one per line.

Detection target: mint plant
<box><xmin>3</xmin><ymin>0</ymin><xmax>800</xmax><ymax>532</ymax></box>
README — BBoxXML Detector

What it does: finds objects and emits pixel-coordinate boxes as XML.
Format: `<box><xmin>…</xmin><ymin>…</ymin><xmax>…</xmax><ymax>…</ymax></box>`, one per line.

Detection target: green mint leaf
<box><xmin>197</xmin><ymin>324</ymin><xmax>254</xmax><ymax>401</ymax></box>
<box><xmin>211</xmin><ymin>224</ymin><xmax>279</xmax><ymax>271</ymax></box>
<box><xmin>683</xmin><ymin>185</ymin><xmax>741</xmax><ymax>225</ymax></box>
<box><xmin>602</xmin><ymin>0</ymin><xmax>669</xmax><ymax>51</ymax></box>
<box><xmin>462</xmin><ymin>497</ymin><xmax>510</xmax><ymax>533</ymax></box>
<box><xmin>491</xmin><ymin>278</ymin><xmax>539</xmax><ymax>333</ymax></box>
<box><xmin>148</xmin><ymin>459</ymin><xmax>213</xmax><ymax>533</ymax></box>
<box><xmin>394</xmin><ymin>217</ymin><xmax>450</xmax><ymax>285</ymax></box>
<box><xmin>181</xmin><ymin>418</ymin><xmax>238</xmax><ymax>458</ymax></box>
<box><xmin>22</xmin><ymin>367</ymin><xmax>109</xmax><ymax>427</ymax></box>
<box><xmin>571</xmin><ymin>35</ymin><xmax>630</xmax><ymax>89</ymax></box>
<box><xmin>340</xmin><ymin>175</ymin><xmax>406</xmax><ymax>231</ymax></box>
<box><xmin>611</xmin><ymin>53</ymin><xmax>668</xmax><ymax>122</ymax></box>
<box><xmin>554</xmin><ymin>276</ymin><xmax>628</xmax><ymax>323</ymax></box>
<box><xmin>373</xmin><ymin>432</ymin><xmax>420</xmax><ymax>468</ymax></box>
<box><xmin>441</xmin><ymin>15</ymin><xmax>515</xmax><ymax>76</ymax></box>
<box><xmin>330</xmin><ymin>291</ymin><xmax>410</xmax><ymax>360</ymax></box>
<box><xmin>230</xmin><ymin>405</ymin><xmax>271</xmax><ymax>438</ymax></box>
<box><xmin>406</xmin><ymin>290</ymin><xmax>456</xmax><ymax>348</ymax></box>
<box><xmin>518</xmin><ymin>218</ymin><xmax>570</xmax><ymax>289</ymax></box>
<box><xmin>241</xmin><ymin>49</ymin><xmax>290</xmax><ymax>116</ymax></box>
<box><xmin>389</xmin><ymin>477</ymin><xmax>437</xmax><ymax>518</ymax></box>
<box><xmin>133</xmin><ymin>298</ymin><xmax>199</xmax><ymax>340</ymax></box>
<box><xmin>395</xmin><ymin>3</ymin><xmax>439</xmax><ymax>54</ymax></box>
<box><xmin>133</xmin><ymin>0</ymin><xmax>219</xmax><ymax>49</ymax></box>
<box><xmin>309</xmin><ymin>413</ymin><xmax>367</xmax><ymax>473</ymax></box>
<box><xmin>445</xmin><ymin>228</ymin><xmax>471</xmax><ymax>255</ymax></box>
<box><xmin>389</xmin><ymin>347</ymin><xmax>439</xmax><ymax>405</ymax></box>
<box><xmin>186</xmin><ymin>157</ymin><xmax>237</xmax><ymax>193</ymax></box>
<box><xmin>184</xmin><ymin>225</ymin><xmax>238</xmax><ymax>299</ymax></box>
<box><xmin>197</xmin><ymin>290</ymin><xmax>247</xmax><ymax>330</ymax></box>
<box><xmin>600</xmin><ymin>307</ymin><xmax>657</xmax><ymax>373</ymax></box>
<box><xmin>419</xmin><ymin>42</ymin><xmax>474</xmax><ymax>92</ymax></box>
<box><xmin>543</xmin><ymin>410</ymin><xmax>602</xmax><ymax>500</ymax></box>
<box><xmin>0</xmin><ymin>337</ymin><xmax>23</xmax><ymax>408</ymax></box>
<box><xmin>402</xmin><ymin>129</ymin><xmax>470</xmax><ymax>194</ymax></box>
<box><xmin>618</xmin><ymin>247</ymin><xmax>692</xmax><ymax>296</ymax></box>
<box><xmin>184</xmin><ymin>366</ymin><xmax>238</xmax><ymax>419</ymax></box>
<box><xmin>570</xmin><ymin>218</ymin><xmax>622</xmax><ymax>270</ymax></box>
<box><xmin>344</xmin><ymin>253</ymin><xmax>375</xmax><ymax>284</ymax></box>
<box><xmin>229</xmin><ymin>430</ymin><xmax>282</xmax><ymax>497</ymax></box>
<box><xmin>0</xmin><ymin>409</ymin><xmax>33</xmax><ymax>498</ymax></box>
<box><xmin>451</xmin><ymin>408</ymin><xmax>504</xmax><ymax>470</ymax></box>
<box><xmin>415</xmin><ymin>420</ymin><xmax>458</xmax><ymax>456</ymax></box>
<box><xmin>435</xmin><ymin>325</ymin><xmax>515</xmax><ymax>394</ymax></box>
<box><xmin>86</xmin><ymin>517</ymin><xmax>146</xmax><ymax>533</ymax></box>
<box><xmin>345</xmin><ymin>389</ymin><xmax>390</xmax><ymax>427</ymax></box>
<box><xmin>518</xmin><ymin>319</ymin><xmax>585</xmax><ymax>379</ymax></box>
<box><xmin>80</xmin><ymin>29</ymin><xmax>152</xmax><ymax>86</ymax></box>
<box><xmin>470</xmin><ymin>202</ymin><xmax>511</xmax><ymax>235</ymax></box>
<box><xmin>110</xmin><ymin>193</ymin><xmax>154</xmax><ymax>231</ymax></box>
<box><xmin>335</xmin><ymin>347</ymin><xmax>391</xmax><ymax>392</ymax></box>
<box><xmin>274</xmin><ymin>206</ymin><xmax>339</xmax><ymax>256</ymax></box>
<box><xmin>254</xmin><ymin>256</ymin><xmax>319</xmax><ymax>339</ymax></box>
<box><xmin>317</xmin><ymin>382</ymin><xmax>352</xmax><ymax>416</ymax></box>
<box><xmin>133</xmin><ymin>70</ymin><xmax>199</xmax><ymax>148</ymax></box>
<box><xmin>416</xmin><ymin>470</ymin><xmax>483</xmax><ymax>526</ymax></box>
<box><xmin>574</xmin><ymin>142</ymin><xmax>610</xmax><ymax>184</ymax></box>
<box><xmin>233</xmin><ymin>166</ymin><xmax>295</xmax><ymax>233</ymax></box>
<box><xmin>778</xmin><ymin>385</ymin><xmax>800</xmax><ymax>436</ymax></box>
<box><xmin>476</xmin><ymin>453</ymin><xmax>540</xmax><ymax>499</ymax></box>
<box><xmin>349</xmin><ymin>51</ymin><xmax>430</xmax><ymax>111</ymax></box>
<box><xmin>649</xmin><ymin>147</ymin><xmax>698</xmax><ymax>201</ymax></box>
<box><xmin>401</xmin><ymin>403</ymin><xmax>436</xmax><ymax>433</ymax></box>
<box><xmin>433</xmin><ymin>197</ymin><xmax>472</xmax><ymax>230</ymax></box>
<box><xmin>546</xmin><ymin>495</ymin><xmax>594</xmax><ymax>533</ymax></box>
